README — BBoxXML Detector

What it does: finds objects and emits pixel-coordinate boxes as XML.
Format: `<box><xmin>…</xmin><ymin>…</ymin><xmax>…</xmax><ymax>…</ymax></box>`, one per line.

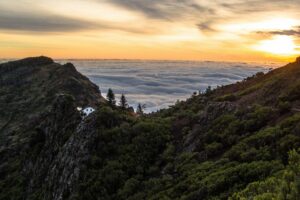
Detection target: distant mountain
<box><xmin>0</xmin><ymin>56</ymin><xmax>299</xmax><ymax>200</ymax></box>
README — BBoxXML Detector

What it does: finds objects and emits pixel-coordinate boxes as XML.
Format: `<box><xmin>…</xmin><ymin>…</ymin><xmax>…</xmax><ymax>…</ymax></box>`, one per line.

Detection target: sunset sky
<box><xmin>0</xmin><ymin>0</ymin><xmax>300</xmax><ymax>62</ymax></box>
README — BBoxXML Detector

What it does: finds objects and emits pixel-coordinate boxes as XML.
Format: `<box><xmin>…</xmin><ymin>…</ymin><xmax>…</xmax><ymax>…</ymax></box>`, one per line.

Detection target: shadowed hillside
<box><xmin>0</xmin><ymin>56</ymin><xmax>103</xmax><ymax>134</ymax></box>
<box><xmin>0</xmin><ymin>57</ymin><xmax>104</xmax><ymax>199</ymax></box>
<box><xmin>0</xmin><ymin>57</ymin><xmax>299</xmax><ymax>200</ymax></box>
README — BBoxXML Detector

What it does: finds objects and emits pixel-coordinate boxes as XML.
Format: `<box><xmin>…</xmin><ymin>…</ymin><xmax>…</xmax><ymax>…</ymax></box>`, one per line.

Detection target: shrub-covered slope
<box><xmin>0</xmin><ymin>57</ymin><xmax>299</xmax><ymax>200</ymax></box>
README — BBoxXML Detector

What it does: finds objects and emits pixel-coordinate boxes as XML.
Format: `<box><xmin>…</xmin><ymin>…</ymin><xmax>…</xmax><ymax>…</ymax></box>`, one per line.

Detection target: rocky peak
<box><xmin>0</xmin><ymin>56</ymin><xmax>54</xmax><ymax>68</ymax></box>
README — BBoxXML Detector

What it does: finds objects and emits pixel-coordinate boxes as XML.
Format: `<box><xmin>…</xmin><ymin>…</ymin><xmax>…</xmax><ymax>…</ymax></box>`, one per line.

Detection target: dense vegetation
<box><xmin>0</xmin><ymin>57</ymin><xmax>299</xmax><ymax>200</ymax></box>
<box><xmin>74</xmin><ymin>102</ymin><xmax>300</xmax><ymax>200</ymax></box>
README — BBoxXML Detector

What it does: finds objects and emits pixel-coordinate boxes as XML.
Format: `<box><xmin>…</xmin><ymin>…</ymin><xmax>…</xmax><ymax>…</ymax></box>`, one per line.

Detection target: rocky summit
<box><xmin>0</xmin><ymin>57</ymin><xmax>300</xmax><ymax>200</ymax></box>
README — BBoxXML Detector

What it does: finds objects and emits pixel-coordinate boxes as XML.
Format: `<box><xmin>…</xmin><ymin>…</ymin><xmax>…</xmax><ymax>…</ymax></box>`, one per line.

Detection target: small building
<box><xmin>77</xmin><ymin>106</ymin><xmax>95</xmax><ymax>118</ymax></box>
<box><xmin>82</xmin><ymin>107</ymin><xmax>95</xmax><ymax>116</ymax></box>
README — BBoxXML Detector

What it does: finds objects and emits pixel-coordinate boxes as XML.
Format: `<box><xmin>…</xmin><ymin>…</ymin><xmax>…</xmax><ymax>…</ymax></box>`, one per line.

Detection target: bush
<box><xmin>230</xmin><ymin>150</ymin><xmax>300</xmax><ymax>200</ymax></box>
<box><xmin>96</xmin><ymin>106</ymin><xmax>122</xmax><ymax>128</ymax></box>
<box><xmin>216</xmin><ymin>94</ymin><xmax>238</xmax><ymax>102</ymax></box>
<box><xmin>205</xmin><ymin>142</ymin><xmax>223</xmax><ymax>156</ymax></box>
<box><xmin>278</xmin><ymin>101</ymin><xmax>292</xmax><ymax>114</ymax></box>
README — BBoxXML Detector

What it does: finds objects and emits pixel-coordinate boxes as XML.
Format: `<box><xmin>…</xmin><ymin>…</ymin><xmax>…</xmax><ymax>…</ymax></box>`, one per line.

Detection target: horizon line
<box><xmin>0</xmin><ymin>57</ymin><xmax>286</xmax><ymax>65</ymax></box>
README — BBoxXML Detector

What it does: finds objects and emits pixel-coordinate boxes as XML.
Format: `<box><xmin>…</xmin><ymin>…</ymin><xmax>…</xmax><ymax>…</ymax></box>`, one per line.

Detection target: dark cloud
<box><xmin>197</xmin><ymin>21</ymin><xmax>216</xmax><ymax>32</ymax></box>
<box><xmin>268</xmin><ymin>27</ymin><xmax>300</xmax><ymax>36</ymax></box>
<box><xmin>106</xmin><ymin>0</ymin><xmax>300</xmax><ymax>33</ymax></box>
<box><xmin>257</xmin><ymin>26</ymin><xmax>300</xmax><ymax>37</ymax></box>
<box><xmin>219</xmin><ymin>0</ymin><xmax>300</xmax><ymax>14</ymax></box>
<box><xmin>199</xmin><ymin>0</ymin><xmax>300</xmax><ymax>33</ymax></box>
<box><xmin>0</xmin><ymin>8</ymin><xmax>158</xmax><ymax>34</ymax></box>
<box><xmin>0</xmin><ymin>9</ymin><xmax>98</xmax><ymax>32</ymax></box>
<box><xmin>108</xmin><ymin>0</ymin><xmax>300</xmax><ymax>18</ymax></box>
<box><xmin>108</xmin><ymin>0</ymin><xmax>213</xmax><ymax>20</ymax></box>
<box><xmin>2</xmin><ymin>0</ymin><xmax>300</xmax><ymax>34</ymax></box>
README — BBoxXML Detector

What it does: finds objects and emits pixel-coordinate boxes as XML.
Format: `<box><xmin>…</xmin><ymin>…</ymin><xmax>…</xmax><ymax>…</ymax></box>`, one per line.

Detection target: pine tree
<box><xmin>136</xmin><ymin>103</ymin><xmax>145</xmax><ymax>115</ymax></box>
<box><xmin>120</xmin><ymin>94</ymin><xmax>128</xmax><ymax>109</ymax></box>
<box><xmin>107</xmin><ymin>88</ymin><xmax>116</xmax><ymax>106</ymax></box>
<box><xmin>205</xmin><ymin>85</ymin><xmax>212</xmax><ymax>96</ymax></box>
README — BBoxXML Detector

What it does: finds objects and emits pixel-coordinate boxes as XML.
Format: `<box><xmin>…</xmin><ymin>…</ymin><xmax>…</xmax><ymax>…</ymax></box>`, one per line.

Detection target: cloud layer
<box><xmin>1</xmin><ymin>0</ymin><xmax>300</xmax><ymax>34</ymax></box>
<box><xmin>1</xmin><ymin>0</ymin><xmax>300</xmax><ymax>60</ymax></box>
<box><xmin>64</xmin><ymin>60</ymin><xmax>278</xmax><ymax>112</ymax></box>
<box><xmin>0</xmin><ymin>10</ymin><xmax>96</xmax><ymax>32</ymax></box>
<box><xmin>108</xmin><ymin>0</ymin><xmax>211</xmax><ymax>20</ymax></box>
<box><xmin>258</xmin><ymin>27</ymin><xmax>300</xmax><ymax>37</ymax></box>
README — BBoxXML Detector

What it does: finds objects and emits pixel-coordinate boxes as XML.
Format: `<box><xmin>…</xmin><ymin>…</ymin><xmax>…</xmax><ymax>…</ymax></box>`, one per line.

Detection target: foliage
<box><xmin>216</xmin><ymin>94</ymin><xmax>238</xmax><ymax>102</ymax></box>
<box><xmin>107</xmin><ymin>88</ymin><xmax>116</xmax><ymax>106</ymax></box>
<box><xmin>205</xmin><ymin>86</ymin><xmax>213</xmax><ymax>96</ymax></box>
<box><xmin>230</xmin><ymin>150</ymin><xmax>300</xmax><ymax>200</ymax></box>
<box><xmin>2</xmin><ymin>57</ymin><xmax>300</xmax><ymax>200</ymax></box>
<box><xmin>119</xmin><ymin>94</ymin><xmax>128</xmax><ymax>109</ymax></box>
<box><xmin>77</xmin><ymin>115</ymin><xmax>172</xmax><ymax>200</ymax></box>
<box><xmin>74</xmin><ymin>104</ymin><xmax>300</xmax><ymax>200</ymax></box>
<box><xmin>136</xmin><ymin>103</ymin><xmax>146</xmax><ymax>115</ymax></box>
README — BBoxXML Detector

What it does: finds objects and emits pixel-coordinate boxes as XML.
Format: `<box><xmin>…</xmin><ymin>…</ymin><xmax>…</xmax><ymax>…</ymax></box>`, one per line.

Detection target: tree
<box><xmin>107</xmin><ymin>88</ymin><xmax>116</xmax><ymax>106</ymax></box>
<box><xmin>119</xmin><ymin>94</ymin><xmax>128</xmax><ymax>109</ymax></box>
<box><xmin>205</xmin><ymin>86</ymin><xmax>212</xmax><ymax>96</ymax></box>
<box><xmin>136</xmin><ymin>103</ymin><xmax>145</xmax><ymax>115</ymax></box>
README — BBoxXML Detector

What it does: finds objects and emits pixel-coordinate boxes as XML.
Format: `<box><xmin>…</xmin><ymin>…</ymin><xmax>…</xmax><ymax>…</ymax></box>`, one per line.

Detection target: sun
<box><xmin>255</xmin><ymin>35</ymin><xmax>299</xmax><ymax>56</ymax></box>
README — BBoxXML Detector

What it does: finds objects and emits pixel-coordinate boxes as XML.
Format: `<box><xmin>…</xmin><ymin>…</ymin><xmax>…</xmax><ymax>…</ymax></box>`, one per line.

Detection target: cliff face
<box><xmin>23</xmin><ymin>95</ymin><xmax>97</xmax><ymax>200</ymax></box>
<box><xmin>0</xmin><ymin>57</ymin><xmax>300</xmax><ymax>200</ymax></box>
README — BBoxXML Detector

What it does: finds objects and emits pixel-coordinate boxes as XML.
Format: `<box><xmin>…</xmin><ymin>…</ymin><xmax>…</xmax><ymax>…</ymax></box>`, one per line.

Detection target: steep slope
<box><xmin>164</xmin><ymin>58</ymin><xmax>300</xmax><ymax>153</ymax></box>
<box><xmin>0</xmin><ymin>57</ymin><xmax>104</xmax><ymax>200</ymax></box>
<box><xmin>0</xmin><ymin>56</ymin><xmax>103</xmax><ymax>134</ymax></box>
<box><xmin>0</xmin><ymin>56</ymin><xmax>299</xmax><ymax>200</ymax></box>
<box><xmin>150</xmin><ymin>58</ymin><xmax>300</xmax><ymax>199</ymax></box>
<box><xmin>74</xmin><ymin>57</ymin><xmax>300</xmax><ymax>200</ymax></box>
<box><xmin>212</xmin><ymin>57</ymin><xmax>300</xmax><ymax>107</ymax></box>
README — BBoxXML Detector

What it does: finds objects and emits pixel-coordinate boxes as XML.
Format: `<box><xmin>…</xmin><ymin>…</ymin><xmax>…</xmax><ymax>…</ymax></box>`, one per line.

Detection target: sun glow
<box><xmin>255</xmin><ymin>35</ymin><xmax>299</xmax><ymax>56</ymax></box>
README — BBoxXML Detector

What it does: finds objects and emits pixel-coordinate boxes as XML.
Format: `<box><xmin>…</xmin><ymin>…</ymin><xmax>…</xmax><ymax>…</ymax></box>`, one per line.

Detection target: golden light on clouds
<box><xmin>0</xmin><ymin>0</ymin><xmax>300</xmax><ymax>61</ymax></box>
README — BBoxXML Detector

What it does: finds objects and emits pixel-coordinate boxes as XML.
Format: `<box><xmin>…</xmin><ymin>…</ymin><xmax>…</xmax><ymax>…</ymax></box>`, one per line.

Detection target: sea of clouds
<box><xmin>0</xmin><ymin>59</ymin><xmax>280</xmax><ymax>112</ymax></box>
<box><xmin>57</xmin><ymin>60</ymin><xmax>280</xmax><ymax>112</ymax></box>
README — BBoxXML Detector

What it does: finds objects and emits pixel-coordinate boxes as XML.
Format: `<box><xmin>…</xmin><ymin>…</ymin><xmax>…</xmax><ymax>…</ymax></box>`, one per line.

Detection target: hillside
<box><xmin>0</xmin><ymin>57</ymin><xmax>299</xmax><ymax>200</ymax></box>
<box><xmin>0</xmin><ymin>56</ymin><xmax>103</xmax><ymax>132</ymax></box>
<box><xmin>0</xmin><ymin>57</ymin><xmax>104</xmax><ymax>199</ymax></box>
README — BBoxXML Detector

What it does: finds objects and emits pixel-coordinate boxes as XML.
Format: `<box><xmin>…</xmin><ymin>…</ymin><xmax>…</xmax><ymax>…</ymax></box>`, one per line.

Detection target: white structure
<box><xmin>82</xmin><ymin>107</ymin><xmax>95</xmax><ymax>116</ymax></box>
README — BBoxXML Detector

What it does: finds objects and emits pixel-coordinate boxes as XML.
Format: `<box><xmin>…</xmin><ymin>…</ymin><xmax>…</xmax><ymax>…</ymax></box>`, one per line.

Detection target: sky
<box><xmin>0</xmin><ymin>0</ymin><xmax>300</xmax><ymax>62</ymax></box>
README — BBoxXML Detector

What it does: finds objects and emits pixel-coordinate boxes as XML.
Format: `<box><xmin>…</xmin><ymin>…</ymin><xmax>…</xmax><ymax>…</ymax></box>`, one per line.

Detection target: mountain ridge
<box><xmin>0</xmin><ymin>56</ymin><xmax>299</xmax><ymax>200</ymax></box>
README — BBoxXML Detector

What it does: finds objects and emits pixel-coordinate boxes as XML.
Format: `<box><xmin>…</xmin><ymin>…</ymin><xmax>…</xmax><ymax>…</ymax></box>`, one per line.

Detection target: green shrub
<box><xmin>216</xmin><ymin>94</ymin><xmax>238</xmax><ymax>102</ymax></box>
